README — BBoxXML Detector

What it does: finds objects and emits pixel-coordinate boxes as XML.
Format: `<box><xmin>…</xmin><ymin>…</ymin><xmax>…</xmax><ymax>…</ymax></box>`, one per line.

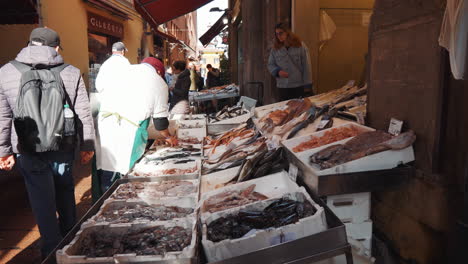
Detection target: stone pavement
<box><xmin>0</xmin><ymin>160</ymin><xmax>93</xmax><ymax>264</ymax></box>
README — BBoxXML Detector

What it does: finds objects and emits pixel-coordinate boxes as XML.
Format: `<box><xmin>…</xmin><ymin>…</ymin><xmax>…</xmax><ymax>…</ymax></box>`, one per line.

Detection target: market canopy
<box><xmin>134</xmin><ymin>0</ymin><xmax>212</xmax><ymax>26</ymax></box>
<box><xmin>199</xmin><ymin>12</ymin><xmax>227</xmax><ymax>46</ymax></box>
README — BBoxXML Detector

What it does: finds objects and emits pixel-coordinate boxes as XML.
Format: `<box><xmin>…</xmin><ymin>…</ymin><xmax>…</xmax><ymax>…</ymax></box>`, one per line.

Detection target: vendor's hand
<box><xmin>165</xmin><ymin>136</ymin><xmax>179</xmax><ymax>147</ymax></box>
<box><xmin>0</xmin><ymin>155</ymin><xmax>15</xmax><ymax>171</ymax></box>
<box><xmin>80</xmin><ymin>151</ymin><xmax>94</xmax><ymax>165</ymax></box>
<box><xmin>278</xmin><ymin>70</ymin><xmax>289</xmax><ymax>78</ymax></box>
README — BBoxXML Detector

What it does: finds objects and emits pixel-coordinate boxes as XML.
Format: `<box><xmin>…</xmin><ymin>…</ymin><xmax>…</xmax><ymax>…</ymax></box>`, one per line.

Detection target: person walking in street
<box><xmin>96</xmin><ymin>57</ymin><xmax>176</xmax><ymax>193</ymax></box>
<box><xmin>268</xmin><ymin>22</ymin><xmax>313</xmax><ymax>101</ymax></box>
<box><xmin>206</xmin><ymin>64</ymin><xmax>221</xmax><ymax>88</ymax></box>
<box><xmin>0</xmin><ymin>27</ymin><xmax>95</xmax><ymax>258</ymax></box>
<box><xmin>170</xmin><ymin>60</ymin><xmax>191</xmax><ymax>114</ymax></box>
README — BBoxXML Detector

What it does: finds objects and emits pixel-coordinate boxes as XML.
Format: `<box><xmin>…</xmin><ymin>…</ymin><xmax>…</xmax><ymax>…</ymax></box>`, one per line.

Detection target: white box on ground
<box><xmin>326</xmin><ymin>192</ymin><xmax>370</xmax><ymax>223</ymax></box>
<box><xmin>345</xmin><ymin>220</ymin><xmax>373</xmax><ymax>239</ymax></box>
<box><xmin>177</xmin><ymin>127</ymin><xmax>207</xmax><ymax>141</ymax></box>
<box><xmin>201</xmin><ymin>190</ymin><xmax>327</xmax><ymax>262</ymax></box>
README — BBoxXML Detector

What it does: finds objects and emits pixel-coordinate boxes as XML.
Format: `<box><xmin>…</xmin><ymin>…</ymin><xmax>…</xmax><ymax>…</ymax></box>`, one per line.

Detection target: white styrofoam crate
<box><xmin>201</xmin><ymin>190</ymin><xmax>327</xmax><ymax>262</ymax></box>
<box><xmin>282</xmin><ymin>124</ymin><xmax>415</xmax><ymax>176</ymax></box>
<box><xmin>349</xmin><ymin>236</ymin><xmax>372</xmax><ymax>258</ymax></box>
<box><xmin>281</xmin><ymin>123</ymin><xmax>374</xmax><ymax>157</ymax></box>
<box><xmin>57</xmin><ymin>218</ymin><xmax>197</xmax><ymax>264</ymax></box>
<box><xmin>200</xmin><ymin>166</ymin><xmax>242</xmax><ymax>194</ymax></box>
<box><xmin>177</xmin><ymin>127</ymin><xmax>207</xmax><ymax>141</ymax></box>
<box><xmin>170</xmin><ymin>113</ymin><xmax>206</xmax><ymax>121</ymax></box>
<box><xmin>177</xmin><ymin>118</ymin><xmax>207</xmax><ymax>128</ymax></box>
<box><xmin>326</xmin><ymin>192</ymin><xmax>370</xmax><ymax>223</ymax></box>
<box><xmin>199</xmin><ymin>171</ymin><xmax>300</xmax><ymax>220</ymax></box>
<box><xmin>345</xmin><ymin>220</ymin><xmax>373</xmax><ymax>239</ymax></box>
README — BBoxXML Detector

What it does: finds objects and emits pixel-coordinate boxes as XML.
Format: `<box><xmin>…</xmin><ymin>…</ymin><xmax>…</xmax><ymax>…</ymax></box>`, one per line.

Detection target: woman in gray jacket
<box><xmin>268</xmin><ymin>23</ymin><xmax>313</xmax><ymax>101</ymax></box>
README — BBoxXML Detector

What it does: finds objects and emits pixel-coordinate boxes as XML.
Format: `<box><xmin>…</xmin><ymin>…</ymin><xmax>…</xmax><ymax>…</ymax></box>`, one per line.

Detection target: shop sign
<box><xmin>88</xmin><ymin>12</ymin><xmax>123</xmax><ymax>38</ymax></box>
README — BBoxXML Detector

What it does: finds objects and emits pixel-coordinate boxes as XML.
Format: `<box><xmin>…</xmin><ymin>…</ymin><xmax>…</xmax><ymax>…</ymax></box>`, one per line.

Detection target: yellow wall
<box><xmin>293</xmin><ymin>0</ymin><xmax>374</xmax><ymax>93</ymax></box>
<box><xmin>0</xmin><ymin>24</ymin><xmax>38</xmax><ymax>65</ymax></box>
<box><xmin>39</xmin><ymin>0</ymin><xmax>152</xmax><ymax>85</ymax></box>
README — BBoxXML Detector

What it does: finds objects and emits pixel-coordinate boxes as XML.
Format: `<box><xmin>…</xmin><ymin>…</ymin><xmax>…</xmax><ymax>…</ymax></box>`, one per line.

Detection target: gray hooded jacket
<box><xmin>0</xmin><ymin>46</ymin><xmax>95</xmax><ymax>157</ymax></box>
<box><xmin>267</xmin><ymin>42</ymin><xmax>312</xmax><ymax>88</ymax></box>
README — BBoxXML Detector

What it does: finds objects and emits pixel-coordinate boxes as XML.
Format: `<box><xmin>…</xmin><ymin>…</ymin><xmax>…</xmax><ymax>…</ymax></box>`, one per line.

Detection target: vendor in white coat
<box><xmin>95</xmin><ymin>57</ymin><xmax>176</xmax><ymax>195</ymax></box>
<box><xmin>92</xmin><ymin>42</ymin><xmax>131</xmax><ymax>201</ymax></box>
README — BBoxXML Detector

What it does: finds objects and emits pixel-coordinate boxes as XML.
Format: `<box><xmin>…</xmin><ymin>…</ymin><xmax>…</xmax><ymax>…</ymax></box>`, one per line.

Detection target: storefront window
<box><xmin>88</xmin><ymin>32</ymin><xmax>119</xmax><ymax>91</ymax></box>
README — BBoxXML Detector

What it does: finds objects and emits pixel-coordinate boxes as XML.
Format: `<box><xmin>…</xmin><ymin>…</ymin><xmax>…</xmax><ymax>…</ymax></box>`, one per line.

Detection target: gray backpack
<box><xmin>10</xmin><ymin>60</ymin><xmax>72</xmax><ymax>153</ymax></box>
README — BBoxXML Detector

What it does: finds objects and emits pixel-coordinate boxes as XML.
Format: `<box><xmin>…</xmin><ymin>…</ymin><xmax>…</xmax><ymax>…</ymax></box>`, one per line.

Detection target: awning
<box><xmin>199</xmin><ymin>13</ymin><xmax>227</xmax><ymax>46</ymax></box>
<box><xmin>154</xmin><ymin>29</ymin><xmax>179</xmax><ymax>43</ymax></box>
<box><xmin>134</xmin><ymin>0</ymin><xmax>212</xmax><ymax>26</ymax></box>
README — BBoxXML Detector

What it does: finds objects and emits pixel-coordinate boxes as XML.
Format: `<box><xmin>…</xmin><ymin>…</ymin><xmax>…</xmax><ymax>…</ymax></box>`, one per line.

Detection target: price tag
<box><xmin>317</xmin><ymin>119</ymin><xmax>330</xmax><ymax>130</ymax></box>
<box><xmin>388</xmin><ymin>118</ymin><xmax>403</xmax><ymax>136</ymax></box>
<box><xmin>289</xmin><ymin>163</ymin><xmax>298</xmax><ymax>182</ymax></box>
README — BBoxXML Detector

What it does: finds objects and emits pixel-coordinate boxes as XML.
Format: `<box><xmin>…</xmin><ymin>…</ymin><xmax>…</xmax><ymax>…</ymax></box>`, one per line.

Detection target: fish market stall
<box><xmin>48</xmin><ymin>95</ymin><xmax>411</xmax><ymax>264</ymax></box>
<box><xmin>254</xmin><ymin>82</ymin><xmax>367</xmax><ymax>140</ymax></box>
<box><xmin>189</xmin><ymin>84</ymin><xmax>240</xmax><ymax>103</ymax></box>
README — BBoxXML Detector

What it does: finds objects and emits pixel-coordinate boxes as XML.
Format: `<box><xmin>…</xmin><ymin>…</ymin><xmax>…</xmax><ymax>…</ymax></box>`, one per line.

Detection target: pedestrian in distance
<box><xmin>267</xmin><ymin>22</ymin><xmax>313</xmax><ymax>101</ymax></box>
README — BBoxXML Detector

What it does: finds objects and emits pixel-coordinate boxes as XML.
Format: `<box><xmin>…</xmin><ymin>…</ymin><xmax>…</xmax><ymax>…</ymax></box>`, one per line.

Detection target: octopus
<box><xmin>110</xmin><ymin>181</ymin><xmax>197</xmax><ymax>200</ymax></box>
<box><xmin>77</xmin><ymin>226</ymin><xmax>192</xmax><ymax>257</ymax></box>
<box><xmin>95</xmin><ymin>203</ymin><xmax>194</xmax><ymax>223</ymax></box>
<box><xmin>207</xmin><ymin>197</ymin><xmax>317</xmax><ymax>242</ymax></box>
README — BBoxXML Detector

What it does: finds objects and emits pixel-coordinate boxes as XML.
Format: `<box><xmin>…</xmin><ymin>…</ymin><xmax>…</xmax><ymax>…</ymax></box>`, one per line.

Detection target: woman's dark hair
<box><xmin>273</xmin><ymin>22</ymin><xmax>302</xmax><ymax>50</ymax></box>
<box><xmin>173</xmin><ymin>60</ymin><xmax>186</xmax><ymax>71</ymax></box>
<box><xmin>206</xmin><ymin>64</ymin><xmax>212</xmax><ymax>69</ymax></box>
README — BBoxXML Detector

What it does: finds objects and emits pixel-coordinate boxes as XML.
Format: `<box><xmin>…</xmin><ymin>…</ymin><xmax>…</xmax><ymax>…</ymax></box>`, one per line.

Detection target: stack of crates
<box><xmin>326</xmin><ymin>192</ymin><xmax>372</xmax><ymax>257</ymax></box>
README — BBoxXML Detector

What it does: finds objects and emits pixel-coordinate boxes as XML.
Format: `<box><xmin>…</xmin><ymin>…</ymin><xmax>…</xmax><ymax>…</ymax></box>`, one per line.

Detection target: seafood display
<box><xmin>110</xmin><ymin>181</ymin><xmax>197</xmax><ymax>200</ymax></box>
<box><xmin>292</xmin><ymin>125</ymin><xmax>364</xmax><ymax>153</ymax></box>
<box><xmin>178</xmin><ymin>136</ymin><xmax>202</xmax><ymax>144</ymax></box>
<box><xmin>77</xmin><ymin>226</ymin><xmax>192</xmax><ymax>257</ymax></box>
<box><xmin>259</xmin><ymin>99</ymin><xmax>313</xmax><ymax>133</ymax></box>
<box><xmin>197</xmin><ymin>83</ymin><xmax>239</xmax><ymax>95</ymax></box>
<box><xmin>208</xmin><ymin>103</ymin><xmax>249</xmax><ymax>123</ymax></box>
<box><xmin>95</xmin><ymin>203</ymin><xmax>194</xmax><ymax>223</ymax></box>
<box><xmin>206</xmin><ymin>197</ymin><xmax>317</xmax><ymax>242</ymax></box>
<box><xmin>309</xmin><ymin>130</ymin><xmax>416</xmax><ymax>169</ymax></box>
<box><xmin>132</xmin><ymin>166</ymin><xmax>198</xmax><ymax>177</ymax></box>
<box><xmin>202</xmin><ymin>184</ymin><xmax>268</xmax><ymax>213</ymax></box>
<box><xmin>236</xmin><ymin>147</ymin><xmax>288</xmax><ymax>183</ymax></box>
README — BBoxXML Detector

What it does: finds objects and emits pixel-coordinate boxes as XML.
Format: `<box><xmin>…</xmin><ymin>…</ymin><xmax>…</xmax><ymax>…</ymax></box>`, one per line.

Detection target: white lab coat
<box><xmin>96</xmin><ymin>63</ymin><xmax>169</xmax><ymax>174</ymax></box>
<box><xmin>95</xmin><ymin>54</ymin><xmax>131</xmax><ymax>94</ymax></box>
<box><xmin>439</xmin><ymin>0</ymin><xmax>468</xmax><ymax>79</ymax></box>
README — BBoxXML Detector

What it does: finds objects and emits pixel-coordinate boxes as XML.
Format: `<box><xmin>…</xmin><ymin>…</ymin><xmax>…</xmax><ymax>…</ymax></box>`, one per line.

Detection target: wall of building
<box><xmin>293</xmin><ymin>0</ymin><xmax>374</xmax><ymax>94</ymax></box>
<box><xmin>367</xmin><ymin>0</ymin><xmax>454</xmax><ymax>263</ymax></box>
<box><xmin>40</xmin><ymin>0</ymin><xmax>152</xmax><ymax>82</ymax></box>
<box><xmin>0</xmin><ymin>24</ymin><xmax>37</xmax><ymax>66</ymax></box>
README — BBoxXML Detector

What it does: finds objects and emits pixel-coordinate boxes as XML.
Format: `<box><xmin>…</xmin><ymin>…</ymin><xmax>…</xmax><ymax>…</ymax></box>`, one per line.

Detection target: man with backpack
<box><xmin>0</xmin><ymin>27</ymin><xmax>95</xmax><ymax>258</ymax></box>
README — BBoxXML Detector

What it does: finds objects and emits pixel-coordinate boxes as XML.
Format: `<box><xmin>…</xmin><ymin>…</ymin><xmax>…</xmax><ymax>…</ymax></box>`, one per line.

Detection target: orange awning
<box><xmin>134</xmin><ymin>0</ymin><xmax>212</xmax><ymax>26</ymax></box>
